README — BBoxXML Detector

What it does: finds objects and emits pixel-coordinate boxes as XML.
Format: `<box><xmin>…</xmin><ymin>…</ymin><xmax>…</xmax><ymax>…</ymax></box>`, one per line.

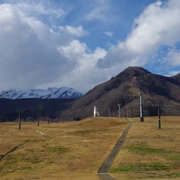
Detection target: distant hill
<box><xmin>0</xmin><ymin>87</ymin><xmax>82</xmax><ymax>121</ymax></box>
<box><xmin>0</xmin><ymin>87</ymin><xmax>82</xmax><ymax>99</ymax></box>
<box><xmin>0</xmin><ymin>98</ymin><xmax>74</xmax><ymax>121</ymax></box>
<box><xmin>62</xmin><ymin>67</ymin><xmax>180</xmax><ymax>119</ymax></box>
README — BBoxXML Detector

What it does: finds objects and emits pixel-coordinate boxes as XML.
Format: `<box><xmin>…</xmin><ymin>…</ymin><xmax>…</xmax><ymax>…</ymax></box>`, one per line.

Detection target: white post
<box><xmin>94</xmin><ymin>106</ymin><xmax>97</xmax><ymax>117</ymax></box>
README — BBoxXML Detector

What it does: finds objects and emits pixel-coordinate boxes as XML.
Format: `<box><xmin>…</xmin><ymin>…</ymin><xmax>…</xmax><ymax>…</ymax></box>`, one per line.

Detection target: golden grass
<box><xmin>110</xmin><ymin>116</ymin><xmax>180</xmax><ymax>180</ymax></box>
<box><xmin>0</xmin><ymin>117</ymin><xmax>127</xmax><ymax>180</ymax></box>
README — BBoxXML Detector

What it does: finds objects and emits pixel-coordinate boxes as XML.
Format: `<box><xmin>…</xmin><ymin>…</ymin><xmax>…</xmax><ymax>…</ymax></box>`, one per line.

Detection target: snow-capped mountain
<box><xmin>0</xmin><ymin>87</ymin><xmax>83</xmax><ymax>99</ymax></box>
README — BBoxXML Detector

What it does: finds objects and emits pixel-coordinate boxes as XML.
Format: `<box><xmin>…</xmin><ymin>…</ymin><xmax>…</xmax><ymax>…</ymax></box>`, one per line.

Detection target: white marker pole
<box><xmin>94</xmin><ymin>106</ymin><xmax>97</xmax><ymax>117</ymax></box>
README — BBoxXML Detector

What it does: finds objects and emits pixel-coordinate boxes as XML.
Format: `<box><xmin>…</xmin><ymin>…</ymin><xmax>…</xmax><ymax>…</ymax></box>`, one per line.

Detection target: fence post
<box><xmin>19</xmin><ymin>113</ymin><xmax>22</xmax><ymax>130</ymax></box>
<box><xmin>158</xmin><ymin>105</ymin><xmax>161</xmax><ymax>129</ymax></box>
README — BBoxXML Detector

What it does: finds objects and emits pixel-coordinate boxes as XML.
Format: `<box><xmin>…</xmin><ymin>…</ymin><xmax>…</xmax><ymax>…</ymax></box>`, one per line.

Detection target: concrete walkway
<box><xmin>98</xmin><ymin>119</ymin><xmax>132</xmax><ymax>180</ymax></box>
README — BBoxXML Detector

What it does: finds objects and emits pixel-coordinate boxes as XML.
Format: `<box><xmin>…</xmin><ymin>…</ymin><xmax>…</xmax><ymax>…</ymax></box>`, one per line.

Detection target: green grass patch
<box><xmin>128</xmin><ymin>142</ymin><xmax>166</xmax><ymax>154</ymax></box>
<box><xmin>168</xmin><ymin>154</ymin><xmax>180</xmax><ymax>161</ymax></box>
<box><xmin>111</xmin><ymin>164</ymin><xmax>136</xmax><ymax>172</ymax></box>
<box><xmin>111</xmin><ymin>162</ymin><xmax>167</xmax><ymax>173</ymax></box>
<box><xmin>48</xmin><ymin>146</ymin><xmax>70</xmax><ymax>153</ymax></box>
<box><xmin>171</xmin><ymin>172</ymin><xmax>180</xmax><ymax>178</ymax></box>
<box><xmin>8</xmin><ymin>153</ymin><xmax>42</xmax><ymax>164</ymax></box>
<box><xmin>26</xmin><ymin>148</ymin><xmax>42</xmax><ymax>153</ymax></box>
<box><xmin>148</xmin><ymin>162</ymin><xmax>168</xmax><ymax>170</ymax></box>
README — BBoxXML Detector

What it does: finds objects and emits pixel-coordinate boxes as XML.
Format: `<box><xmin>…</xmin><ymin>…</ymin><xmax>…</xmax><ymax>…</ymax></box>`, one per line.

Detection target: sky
<box><xmin>0</xmin><ymin>0</ymin><xmax>180</xmax><ymax>93</ymax></box>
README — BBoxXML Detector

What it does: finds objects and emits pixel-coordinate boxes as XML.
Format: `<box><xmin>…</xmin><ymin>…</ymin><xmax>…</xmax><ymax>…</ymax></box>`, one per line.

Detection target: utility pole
<box><xmin>118</xmin><ymin>104</ymin><xmax>121</xmax><ymax>117</ymax></box>
<box><xmin>130</xmin><ymin>107</ymin><xmax>132</xmax><ymax>117</ymax></box>
<box><xmin>108</xmin><ymin>108</ymin><xmax>111</xmax><ymax>117</ymax></box>
<box><xmin>47</xmin><ymin>115</ymin><xmax>49</xmax><ymax>124</ymax></box>
<box><xmin>139</xmin><ymin>92</ymin><xmax>144</xmax><ymax>122</ymax></box>
<box><xmin>127</xmin><ymin>105</ymin><xmax>129</xmax><ymax>117</ymax></box>
<box><xmin>152</xmin><ymin>104</ymin><xmax>163</xmax><ymax>129</ymax></box>
<box><xmin>19</xmin><ymin>113</ymin><xmax>22</xmax><ymax>130</ymax></box>
<box><xmin>37</xmin><ymin>114</ymin><xmax>40</xmax><ymax>126</ymax></box>
<box><xmin>158</xmin><ymin>105</ymin><xmax>161</xmax><ymax>129</ymax></box>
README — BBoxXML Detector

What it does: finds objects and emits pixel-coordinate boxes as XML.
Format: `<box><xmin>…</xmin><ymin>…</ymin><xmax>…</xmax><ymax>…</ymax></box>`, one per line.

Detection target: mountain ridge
<box><xmin>61</xmin><ymin>66</ymin><xmax>180</xmax><ymax>118</ymax></box>
<box><xmin>0</xmin><ymin>87</ymin><xmax>83</xmax><ymax>100</ymax></box>
<box><xmin>0</xmin><ymin>66</ymin><xmax>179</xmax><ymax>121</ymax></box>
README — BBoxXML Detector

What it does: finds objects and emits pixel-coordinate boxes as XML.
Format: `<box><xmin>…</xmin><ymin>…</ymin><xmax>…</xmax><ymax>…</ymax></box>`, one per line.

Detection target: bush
<box><xmin>73</xmin><ymin>117</ymin><xmax>81</xmax><ymax>121</ymax></box>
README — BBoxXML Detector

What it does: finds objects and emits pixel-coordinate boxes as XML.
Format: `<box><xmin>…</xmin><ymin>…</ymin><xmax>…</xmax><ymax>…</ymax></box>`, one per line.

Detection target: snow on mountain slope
<box><xmin>0</xmin><ymin>87</ymin><xmax>83</xmax><ymax>99</ymax></box>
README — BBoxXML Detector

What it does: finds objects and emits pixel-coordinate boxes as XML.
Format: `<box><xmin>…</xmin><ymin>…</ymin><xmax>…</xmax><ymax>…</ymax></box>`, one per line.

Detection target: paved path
<box><xmin>98</xmin><ymin>119</ymin><xmax>132</xmax><ymax>180</ymax></box>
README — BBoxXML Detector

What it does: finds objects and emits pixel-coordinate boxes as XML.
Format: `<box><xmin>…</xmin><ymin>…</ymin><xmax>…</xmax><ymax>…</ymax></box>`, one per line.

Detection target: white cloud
<box><xmin>104</xmin><ymin>31</ymin><xmax>113</xmax><ymax>37</ymax></box>
<box><xmin>14</xmin><ymin>2</ymin><xmax>66</xmax><ymax>18</ymax></box>
<box><xmin>59</xmin><ymin>25</ymin><xmax>88</xmax><ymax>37</ymax></box>
<box><xmin>59</xmin><ymin>40</ymin><xmax>88</xmax><ymax>59</ymax></box>
<box><xmin>166</xmin><ymin>49</ymin><xmax>180</xmax><ymax>66</ymax></box>
<box><xmin>3</xmin><ymin>0</ymin><xmax>68</xmax><ymax>23</ymax></box>
<box><xmin>0</xmin><ymin>3</ymin><xmax>76</xmax><ymax>90</ymax></box>
<box><xmin>85</xmin><ymin>0</ymin><xmax>112</xmax><ymax>21</ymax></box>
<box><xmin>98</xmin><ymin>0</ymin><xmax>180</xmax><ymax>69</ymax></box>
<box><xmin>44</xmin><ymin>40</ymin><xmax>108</xmax><ymax>92</ymax></box>
<box><xmin>0</xmin><ymin>1</ymin><xmax>107</xmax><ymax>93</ymax></box>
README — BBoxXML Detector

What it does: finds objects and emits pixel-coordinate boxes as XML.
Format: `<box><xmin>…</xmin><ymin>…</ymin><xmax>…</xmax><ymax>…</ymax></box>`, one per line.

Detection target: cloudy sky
<box><xmin>0</xmin><ymin>0</ymin><xmax>180</xmax><ymax>93</ymax></box>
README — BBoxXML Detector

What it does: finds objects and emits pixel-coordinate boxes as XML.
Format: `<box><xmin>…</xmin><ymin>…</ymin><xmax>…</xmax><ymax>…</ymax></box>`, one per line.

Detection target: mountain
<box><xmin>0</xmin><ymin>67</ymin><xmax>180</xmax><ymax>121</ymax></box>
<box><xmin>0</xmin><ymin>87</ymin><xmax>82</xmax><ymax>121</ymax></box>
<box><xmin>173</xmin><ymin>73</ymin><xmax>180</xmax><ymax>83</ymax></box>
<box><xmin>0</xmin><ymin>98</ymin><xmax>74</xmax><ymax>121</ymax></box>
<box><xmin>61</xmin><ymin>67</ymin><xmax>180</xmax><ymax>119</ymax></box>
<box><xmin>0</xmin><ymin>87</ymin><xmax>82</xmax><ymax>100</ymax></box>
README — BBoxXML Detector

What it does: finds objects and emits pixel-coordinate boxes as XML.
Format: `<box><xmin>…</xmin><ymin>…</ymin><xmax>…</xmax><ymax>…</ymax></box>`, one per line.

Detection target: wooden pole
<box><xmin>140</xmin><ymin>92</ymin><xmax>144</xmax><ymax>122</ymax></box>
<box><xmin>19</xmin><ymin>113</ymin><xmax>22</xmax><ymax>130</ymax></box>
<box><xmin>47</xmin><ymin>116</ymin><xmax>49</xmax><ymax>124</ymax></box>
<box><xmin>158</xmin><ymin>106</ymin><xmax>161</xmax><ymax>129</ymax></box>
<box><xmin>127</xmin><ymin>105</ymin><xmax>129</xmax><ymax>117</ymax></box>
<box><xmin>118</xmin><ymin>104</ymin><xmax>121</xmax><ymax>117</ymax></box>
<box><xmin>37</xmin><ymin>115</ymin><xmax>40</xmax><ymax>126</ymax></box>
<box><xmin>108</xmin><ymin>108</ymin><xmax>110</xmax><ymax>117</ymax></box>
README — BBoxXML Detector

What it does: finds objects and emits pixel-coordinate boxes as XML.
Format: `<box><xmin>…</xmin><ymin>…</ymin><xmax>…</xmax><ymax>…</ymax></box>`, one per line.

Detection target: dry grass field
<box><xmin>0</xmin><ymin>116</ymin><xmax>180</xmax><ymax>180</ymax></box>
<box><xmin>0</xmin><ymin>117</ymin><xmax>127</xmax><ymax>180</ymax></box>
<box><xmin>110</xmin><ymin>116</ymin><xmax>180</xmax><ymax>180</ymax></box>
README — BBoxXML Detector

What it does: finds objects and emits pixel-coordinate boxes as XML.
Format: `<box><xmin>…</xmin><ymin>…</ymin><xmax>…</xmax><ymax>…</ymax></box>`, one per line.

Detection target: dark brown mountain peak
<box><xmin>118</xmin><ymin>66</ymin><xmax>151</xmax><ymax>77</ymax></box>
<box><xmin>114</xmin><ymin>67</ymin><xmax>151</xmax><ymax>85</ymax></box>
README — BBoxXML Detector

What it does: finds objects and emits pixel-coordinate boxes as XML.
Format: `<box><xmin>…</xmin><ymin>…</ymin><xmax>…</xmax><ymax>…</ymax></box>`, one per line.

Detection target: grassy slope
<box><xmin>111</xmin><ymin>116</ymin><xmax>180</xmax><ymax>180</ymax></box>
<box><xmin>0</xmin><ymin>117</ymin><xmax>127</xmax><ymax>180</ymax></box>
